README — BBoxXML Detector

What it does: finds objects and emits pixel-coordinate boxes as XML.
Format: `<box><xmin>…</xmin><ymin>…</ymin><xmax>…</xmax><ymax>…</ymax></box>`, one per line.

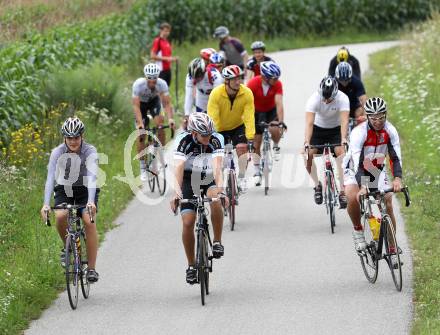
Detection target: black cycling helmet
<box><xmin>319</xmin><ymin>76</ymin><xmax>338</xmax><ymax>100</ymax></box>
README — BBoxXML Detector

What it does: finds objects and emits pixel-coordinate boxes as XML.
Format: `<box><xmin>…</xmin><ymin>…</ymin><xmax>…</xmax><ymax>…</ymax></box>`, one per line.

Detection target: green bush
<box><xmin>149</xmin><ymin>0</ymin><xmax>437</xmax><ymax>43</ymax></box>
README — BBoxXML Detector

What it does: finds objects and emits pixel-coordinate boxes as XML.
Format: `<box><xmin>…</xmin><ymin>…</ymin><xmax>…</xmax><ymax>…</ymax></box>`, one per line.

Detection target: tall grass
<box><xmin>364</xmin><ymin>13</ymin><xmax>440</xmax><ymax>334</ymax></box>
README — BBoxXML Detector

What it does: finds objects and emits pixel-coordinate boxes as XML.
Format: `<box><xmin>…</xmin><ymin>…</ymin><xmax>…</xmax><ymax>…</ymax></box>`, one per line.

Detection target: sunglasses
<box><xmin>368</xmin><ymin>115</ymin><xmax>386</xmax><ymax>121</ymax></box>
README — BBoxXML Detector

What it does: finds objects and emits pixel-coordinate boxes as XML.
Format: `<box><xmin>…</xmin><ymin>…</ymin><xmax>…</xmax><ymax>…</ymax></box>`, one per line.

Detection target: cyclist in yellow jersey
<box><xmin>207</xmin><ymin>65</ymin><xmax>255</xmax><ymax>192</ymax></box>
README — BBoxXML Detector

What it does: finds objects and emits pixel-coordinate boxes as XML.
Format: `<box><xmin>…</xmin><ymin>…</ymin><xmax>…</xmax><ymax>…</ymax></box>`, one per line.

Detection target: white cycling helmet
<box><xmin>188</xmin><ymin>113</ymin><xmax>215</xmax><ymax>136</ymax></box>
<box><xmin>213</xmin><ymin>26</ymin><xmax>229</xmax><ymax>39</ymax></box>
<box><xmin>221</xmin><ymin>65</ymin><xmax>244</xmax><ymax>79</ymax></box>
<box><xmin>251</xmin><ymin>41</ymin><xmax>266</xmax><ymax>51</ymax></box>
<box><xmin>61</xmin><ymin>117</ymin><xmax>85</xmax><ymax>137</ymax></box>
<box><xmin>143</xmin><ymin>63</ymin><xmax>160</xmax><ymax>79</ymax></box>
<box><xmin>365</xmin><ymin>97</ymin><xmax>387</xmax><ymax>115</ymax></box>
<box><xmin>188</xmin><ymin>58</ymin><xmax>206</xmax><ymax>79</ymax></box>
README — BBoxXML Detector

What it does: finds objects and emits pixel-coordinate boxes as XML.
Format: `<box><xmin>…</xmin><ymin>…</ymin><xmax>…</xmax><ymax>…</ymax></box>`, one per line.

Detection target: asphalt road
<box><xmin>26</xmin><ymin>41</ymin><xmax>412</xmax><ymax>335</ymax></box>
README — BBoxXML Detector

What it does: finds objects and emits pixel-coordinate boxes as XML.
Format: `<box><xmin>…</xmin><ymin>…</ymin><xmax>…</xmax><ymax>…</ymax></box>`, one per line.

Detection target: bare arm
<box><xmin>160</xmin><ymin>93</ymin><xmax>173</xmax><ymax>120</ymax></box>
<box><xmin>212</xmin><ymin>156</ymin><xmax>224</xmax><ymax>191</ymax></box>
<box><xmin>304</xmin><ymin>112</ymin><xmax>315</xmax><ymax>145</ymax></box>
<box><xmin>150</xmin><ymin>50</ymin><xmax>176</xmax><ymax>62</ymax></box>
<box><xmin>132</xmin><ymin>96</ymin><xmax>143</xmax><ymax>129</ymax></box>
<box><xmin>173</xmin><ymin>159</ymin><xmax>185</xmax><ymax>197</ymax></box>
<box><xmin>340</xmin><ymin>110</ymin><xmax>349</xmax><ymax>143</ymax></box>
<box><xmin>275</xmin><ymin>94</ymin><xmax>284</xmax><ymax>123</ymax></box>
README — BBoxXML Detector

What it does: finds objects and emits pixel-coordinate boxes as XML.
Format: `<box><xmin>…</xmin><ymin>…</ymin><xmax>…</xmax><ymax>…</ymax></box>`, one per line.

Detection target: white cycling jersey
<box><xmin>132</xmin><ymin>77</ymin><xmax>169</xmax><ymax>103</ymax></box>
<box><xmin>184</xmin><ymin>68</ymin><xmax>224</xmax><ymax>115</ymax></box>
<box><xmin>305</xmin><ymin>91</ymin><xmax>350</xmax><ymax>128</ymax></box>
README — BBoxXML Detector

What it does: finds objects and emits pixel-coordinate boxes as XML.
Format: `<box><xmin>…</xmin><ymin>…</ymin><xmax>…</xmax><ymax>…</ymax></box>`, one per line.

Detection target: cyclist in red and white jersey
<box><xmin>200</xmin><ymin>48</ymin><xmax>216</xmax><ymax>66</ymax></box>
<box><xmin>184</xmin><ymin>58</ymin><xmax>224</xmax><ymax>116</ymax></box>
<box><xmin>343</xmin><ymin>97</ymin><xmax>402</xmax><ymax>259</ymax></box>
<box><xmin>247</xmin><ymin>61</ymin><xmax>286</xmax><ymax>185</ymax></box>
<box><xmin>246</xmin><ymin>41</ymin><xmax>273</xmax><ymax>81</ymax></box>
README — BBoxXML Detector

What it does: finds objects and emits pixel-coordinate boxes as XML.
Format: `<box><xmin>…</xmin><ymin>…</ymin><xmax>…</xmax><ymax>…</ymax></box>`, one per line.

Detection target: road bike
<box><xmin>358</xmin><ymin>186</ymin><xmax>411</xmax><ymax>291</ymax></box>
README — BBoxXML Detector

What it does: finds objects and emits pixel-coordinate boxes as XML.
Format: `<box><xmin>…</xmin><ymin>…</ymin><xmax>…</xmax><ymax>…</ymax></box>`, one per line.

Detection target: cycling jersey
<box><xmin>246</xmin><ymin>56</ymin><xmax>272</xmax><ymax>76</ymax></box>
<box><xmin>184</xmin><ymin>67</ymin><xmax>224</xmax><ymax>115</ymax></box>
<box><xmin>343</xmin><ymin>121</ymin><xmax>402</xmax><ymax>189</ymax></box>
<box><xmin>44</xmin><ymin>142</ymin><xmax>98</xmax><ymax>206</ymax></box>
<box><xmin>328</xmin><ymin>55</ymin><xmax>361</xmax><ymax>79</ymax></box>
<box><xmin>132</xmin><ymin>77</ymin><xmax>169</xmax><ymax>103</ymax></box>
<box><xmin>337</xmin><ymin>75</ymin><xmax>365</xmax><ymax>116</ymax></box>
<box><xmin>247</xmin><ymin>75</ymin><xmax>283</xmax><ymax>112</ymax></box>
<box><xmin>207</xmin><ymin>84</ymin><xmax>256</xmax><ymax>140</ymax></box>
<box><xmin>151</xmin><ymin>36</ymin><xmax>172</xmax><ymax>71</ymax></box>
<box><xmin>174</xmin><ymin>132</ymin><xmax>224</xmax><ymax>176</ymax></box>
<box><xmin>220</xmin><ymin>37</ymin><xmax>247</xmax><ymax>68</ymax></box>
<box><xmin>305</xmin><ymin>91</ymin><xmax>350</xmax><ymax>128</ymax></box>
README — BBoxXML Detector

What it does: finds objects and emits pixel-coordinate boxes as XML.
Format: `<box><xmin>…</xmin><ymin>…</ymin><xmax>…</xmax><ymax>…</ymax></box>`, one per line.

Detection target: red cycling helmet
<box><xmin>200</xmin><ymin>48</ymin><xmax>216</xmax><ymax>61</ymax></box>
<box><xmin>222</xmin><ymin>65</ymin><xmax>244</xmax><ymax>79</ymax></box>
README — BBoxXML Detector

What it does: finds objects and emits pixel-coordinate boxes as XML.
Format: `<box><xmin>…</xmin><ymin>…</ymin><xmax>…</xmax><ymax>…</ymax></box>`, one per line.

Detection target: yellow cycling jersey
<box><xmin>207</xmin><ymin>84</ymin><xmax>255</xmax><ymax>140</ymax></box>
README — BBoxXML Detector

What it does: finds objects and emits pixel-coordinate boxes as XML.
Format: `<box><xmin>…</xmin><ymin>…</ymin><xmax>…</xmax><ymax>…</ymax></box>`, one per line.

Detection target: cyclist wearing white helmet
<box><xmin>334</xmin><ymin>61</ymin><xmax>367</xmax><ymax>128</ymax></box>
<box><xmin>170</xmin><ymin>113</ymin><xmax>228</xmax><ymax>284</ymax></box>
<box><xmin>328</xmin><ymin>46</ymin><xmax>361</xmax><ymax>80</ymax></box>
<box><xmin>246</xmin><ymin>40</ymin><xmax>273</xmax><ymax>81</ymax></box>
<box><xmin>247</xmin><ymin>61</ymin><xmax>286</xmax><ymax>185</ymax></box>
<box><xmin>132</xmin><ymin>63</ymin><xmax>175</xmax><ymax>181</ymax></box>
<box><xmin>303</xmin><ymin>75</ymin><xmax>350</xmax><ymax>208</ymax></box>
<box><xmin>213</xmin><ymin>26</ymin><xmax>248</xmax><ymax>69</ymax></box>
<box><xmin>40</xmin><ymin>117</ymin><xmax>100</xmax><ymax>283</ymax></box>
<box><xmin>343</xmin><ymin>97</ymin><xmax>402</xmax><ymax>259</ymax></box>
<box><xmin>184</xmin><ymin>57</ymin><xmax>224</xmax><ymax>116</ymax></box>
<box><xmin>208</xmin><ymin>65</ymin><xmax>255</xmax><ymax>192</ymax></box>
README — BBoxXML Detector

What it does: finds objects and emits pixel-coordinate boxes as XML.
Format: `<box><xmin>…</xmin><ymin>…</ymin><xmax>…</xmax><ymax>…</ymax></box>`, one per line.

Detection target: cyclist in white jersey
<box><xmin>184</xmin><ymin>57</ymin><xmax>224</xmax><ymax>116</ymax></box>
<box><xmin>132</xmin><ymin>63</ymin><xmax>175</xmax><ymax>181</ymax></box>
<box><xmin>303</xmin><ymin>76</ymin><xmax>349</xmax><ymax>208</ymax></box>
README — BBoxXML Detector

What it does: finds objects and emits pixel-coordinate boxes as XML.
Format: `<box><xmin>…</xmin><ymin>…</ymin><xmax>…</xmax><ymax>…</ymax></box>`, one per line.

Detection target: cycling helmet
<box><xmin>143</xmin><ymin>63</ymin><xmax>160</xmax><ymax>79</ymax></box>
<box><xmin>200</xmin><ymin>48</ymin><xmax>216</xmax><ymax>61</ymax></box>
<box><xmin>213</xmin><ymin>26</ymin><xmax>229</xmax><ymax>39</ymax></box>
<box><xmin>222</xmin><ymin>65</ymin><xmax>244</xmax><ymax>79</ymax></box>
<box><xmin>336</xmin><ymin>47</ymin><xmax>350</xmax><ymax>63</ymax></box>
<box><xmin>61</xmin><ymin>117</ymin><xmax>85</xmax><ymax>137</ymax></box>
<box><xmin>260</xmin><ymin>61</ymin><xmax>281</xmax><ymax>79</ymax></box>
<box><xmin>209</xmin><ymin>52</ymin><xmax>225</xmax><ymax>65</ymax></box>
<box><xmin>251</xmin><ymin>41</ymin><xmax>266</xmax><ymax>51</ymax></box>
<box><xmin>335</xmin><ymin>62</ymin><xmax>353</xmax><ymax>82</ymax></box>
<box><xmin>188</xmin><ymin>58</ymin><xmax>206</xmax><ymax>79</ymax></box>
<box><xmin>319</xmin><ymin>76</ymin><xmax>338</xmax><ymax>100</ymax></box>
<box><xmin>364</xmin><ymin>97</ymin><xmax>387</xmax><ymax>115</ymax></box>
<box><xmin>188</xmin><ymin>113</ymin><xmax>215</xmax><ymax>136</ymax></box>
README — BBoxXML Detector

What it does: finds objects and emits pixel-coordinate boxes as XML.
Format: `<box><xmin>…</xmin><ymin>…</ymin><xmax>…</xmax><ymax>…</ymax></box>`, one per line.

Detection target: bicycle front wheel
<box><xmin>227</xmin><ymin>171</ymin><xmax>236</xmax><ymax>231</ymax></box>
<box><xmin>156</xmin><ymin>166</ymin><xmax>166</xmax><ymax>196</ymax></box>
<box><xmin>263</xmin><ymin>152</ymin><xmax>271</xmax><ymax>196</ymax></box>
<box><xmin>65</xmin><ymin>235</ymin><xmax>79</xmax><ymax>310</ymax></box>
<box><xmin>197</xmin><ymin>231</ymin><xmax>206</xmax><ymax>306</ymax></box>
<box><xmin>146</xmin><ymin>153</ymin><xmax>156</xmax><ymax>192</ymax></box>
<box><xmin>79</xmin><ymin>231</ymin><xmax>90</xmax><ymax>299</ymax></box>
<box><xmin>383</xmin><ymin>215</ymin><xmax>403</xmax><ymax>291</ymax></box>
<box><xmin>326</xmin><ymin>172</ymin><xmax>336</xmax><ymax>234</ymax></box>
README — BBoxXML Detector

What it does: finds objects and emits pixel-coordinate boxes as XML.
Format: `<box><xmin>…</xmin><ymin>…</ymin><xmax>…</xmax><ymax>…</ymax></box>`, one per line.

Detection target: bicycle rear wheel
<box><xmin>263</xmin><ymin>152</ymin><xmax>271</xmax><ymax>196</ymax></box>
<box><xmin>383</xmin><ymin>215</ymin><xmax>403</xmax><ymax>291</ymax></box>
<box><xmin>79</xmin><ymin>231</ymin><xmax>90</xmax><ymax>299</ymax></box>
<box><xmin>360</xmin><ymin>215</ymin><xmax>379</xmax><ymax>283</ymax></box>
<box><xmin>227</xmin><ymin>170</ymin><xmax>236</xmax><ymax>231</ymax></box>
<box><xmin>197</xmin><ymin>231</ymin><xmax>206</xmax><ymax>305</ymax></box>
<box><xmin>65</xmin><ymin>235</ymin><xmax>79</xmax><ymax>309</ymax></box>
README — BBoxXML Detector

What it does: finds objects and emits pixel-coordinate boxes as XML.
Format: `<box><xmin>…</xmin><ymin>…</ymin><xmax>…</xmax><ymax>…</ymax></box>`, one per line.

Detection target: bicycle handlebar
<box><xmin>308</xmin><ymin>143</ymin><xmax>344</xmax><ymax>149</ymax></box>
<box><xmin>360</xmin><ymin>186</ymin><xmax>411</xmax><ymax>207</ymax></box>
<box><xmin>44</xmin><ymin>203</ymin><xmax>95</xmax><ymax>226</ymax></box>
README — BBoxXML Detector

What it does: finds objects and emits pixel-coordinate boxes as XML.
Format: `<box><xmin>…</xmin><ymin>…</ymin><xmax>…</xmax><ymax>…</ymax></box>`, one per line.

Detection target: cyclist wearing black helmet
<box><xmin>40</xmin><ymin>117</ymin><xmax>100</xmax><ymax>283</ymax></box>
<box><xmin>302</xmin><ymin>76</ymin><xmax>350</xmax><ymax>208</ymax></box>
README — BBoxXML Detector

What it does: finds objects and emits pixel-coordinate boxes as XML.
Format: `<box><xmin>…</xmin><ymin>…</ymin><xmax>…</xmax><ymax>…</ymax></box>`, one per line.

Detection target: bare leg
<box><xmin>181</xmin><ymin>212</ymin><xmax>196</xmax><ymax>265</ymax></box>
<box><xmin>346</xmin><ymin>185</ymin><xmax>362</xmax><ymax>230</ymax></box>
<box><xmin>82</xmin><ymin>212</ymin><xmax>99</xmax><ymax>269</ymax></box>
<box><xmin>304</xmin><ymin>148</ymin><xmax>319</xmax><ymax>187</ymax></box>
<box><xmin>207</xmin><ymin>187</ymin><xmax>223</xmax><ymax>242</ymax></box>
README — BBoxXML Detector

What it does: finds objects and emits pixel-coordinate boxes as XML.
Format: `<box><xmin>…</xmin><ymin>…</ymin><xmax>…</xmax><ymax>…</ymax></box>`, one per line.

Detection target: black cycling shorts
<box><xmin>159</xmin><ymin>69</ymin><xmax>171</xmax><ymax>86</ymax></box>
<box><xmin>310</xmin><ymin>125</ymin><xmax>341</xmax><ymax>154</ymax></box>
<box><xmin>219</xmin><ymin>124</ymin><xmax>247</xmax><ymax>146</ymax></box>
<box><xmin>54</xmin><ymin>185</ymin><xmax>100</xmax><ymax>215</ymax></box>
<box><xmin>180</xmin><ymin>174</ymin><xmax>216</xmax><ymax>213</ymax></box>
<box><xmin>255</xmin><ymin>108</ymin><xmax>278</xmax><ymax>135</ymax></box>
<box><xmin>140</xmin><ymin>96</ymin><xmax>162</xmax><ymax>127</ymax></box>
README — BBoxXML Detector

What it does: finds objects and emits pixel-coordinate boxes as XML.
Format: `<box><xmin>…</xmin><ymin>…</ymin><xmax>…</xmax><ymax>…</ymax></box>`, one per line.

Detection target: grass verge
<box><xmin>363</xmin><ymin>14</ymin><xmax>440</xmax><ymax>334</ymax></box>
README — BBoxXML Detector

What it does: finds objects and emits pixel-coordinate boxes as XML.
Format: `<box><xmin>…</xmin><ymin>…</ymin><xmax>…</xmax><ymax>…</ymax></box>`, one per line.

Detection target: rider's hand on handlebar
<box><xmin>86</xmin><ymin>202</ymin><xmax>97</xmax><ymax>217</ymax></box>
<box><xmin>168</xmin><ymin>118</ymin><xmax>176</xmax><ymax>130</ymax></box>
<box><xmin>357</xmin><ymin>186</ymin><xmax>368</xmax><ymax>203</ymax></box>
<box><xmin>40</xmin><ymin>205</ymin><xmax>51</xmax><ymax>221</ymax></box>
<box><xmin>393</xmin><ymin>177</ymin><xmax>403</xmax><ymax>193</ymax></box>
<box><xmin>217</xmin><ymin>191</ymin><xmax>229</xmax><ymax>208</ymax></box>
<box><xmin>170</xmin><ymin>193</ymin><xmax>182</xmax><ymax>214</ymax></box>
<box><xmin>247</xmin><ymin>140</ymin><xmax>255</xmax><ymax>153</ymax></box>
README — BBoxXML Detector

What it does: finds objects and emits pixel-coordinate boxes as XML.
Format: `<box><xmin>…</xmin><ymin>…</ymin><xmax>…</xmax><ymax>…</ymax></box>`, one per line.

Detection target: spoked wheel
<box><xmin>360</xmin><ymin>217</ymin><xmax>379</xmax><ymax>283</ymax></box>
<box><xmin>263</xmin><ymin>148</ymin><xmax>271</xmax><ymax>196</ymax></box>
<box><xmin>146</xmin><ymin>153</ymin><xmax>156</xmax><ymax>192</ymax></box>
<box><xmin>383</xmin><ymin>215</ymin><xmax>403</xmax><ymax>291</ymax></box>
<box><xmin>65</xmin><ymin>236</ymin><xmax>79</xmax><ymax>310</ymax></box>
<box><xmin>197</xmin><ymin>231</ymin><xmax>206</xmax><ymax>306</ymax></box>
<box><xmin>79</xmin><ymin>231</ymin><xmax>90</xmax><ymax>299</ymax></box>
<box><xmin>156</xmin><ymin>165</ymin><xmax>166</xmax><ymax>196</ymax></box>
<box><xmin>227</xmin><ymin>171</ymin><xmax>236</xmax><ymax>231</ymax></box>
<box><xmin>326</xmin><ymin>173</ymin><xmax>336</xmax><ymax>234</ymax></box>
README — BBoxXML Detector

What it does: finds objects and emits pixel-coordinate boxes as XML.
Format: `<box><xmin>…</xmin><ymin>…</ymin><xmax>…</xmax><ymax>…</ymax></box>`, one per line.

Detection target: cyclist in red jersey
<box><xmin>247</xmin><ymin>61</ymin><xmax>286</xmax><ymax>185</ymax></box>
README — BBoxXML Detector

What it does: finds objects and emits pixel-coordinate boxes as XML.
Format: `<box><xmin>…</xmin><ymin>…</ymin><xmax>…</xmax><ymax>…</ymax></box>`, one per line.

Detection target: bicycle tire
<box><xmin>146</xmin><ymin>153</ymin><xmax>155</xmax><ymax>192</ymax></box>
<box><xmin>383</xmin><ymin>215</ymin><xmax>403</xmax><ymax>291</ymax></box>
<box><xmin>156</xmin><ymin>168</ymin><xmax>166</xmax><ymax>196</ymax></box>
<box><xmin>204</xmin><ymin>235</ymin><xmax>210</xmax><ymax>296</ymax></box>
<box><xmin>65</xmin><ymin>235</ymin><xmax>79</xmax><ymax>310</ymax></box>
<box><xmin>228</xmin><ymin>170</ymin><xmax>236</xmax><ymax>231</ymax></box>
<box><xmin>197</xmin><ymin>231</ymin><xmax>206</xmax><ymax>305</ymax></box>
<box><xmin>326</xmin><ymin>172</ymin><xmax>336</xmax><ymax>234</ymax></box>
<box><xmin>79</xmin><ymin>231</ymin><xmax>90</xmax><ymax>299</ymax></box>
<box><xmin>360</xmin><ymin>214</ymin><xmax>379</xmax><ymax>283</ymax></box>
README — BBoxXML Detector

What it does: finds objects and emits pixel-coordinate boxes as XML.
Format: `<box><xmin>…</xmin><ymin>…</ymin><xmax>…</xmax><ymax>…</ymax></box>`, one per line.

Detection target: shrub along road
<box><xmin>26</xmin><ymin>41</ymin><xmax>412</xmax><ymax>334</ymax></box>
